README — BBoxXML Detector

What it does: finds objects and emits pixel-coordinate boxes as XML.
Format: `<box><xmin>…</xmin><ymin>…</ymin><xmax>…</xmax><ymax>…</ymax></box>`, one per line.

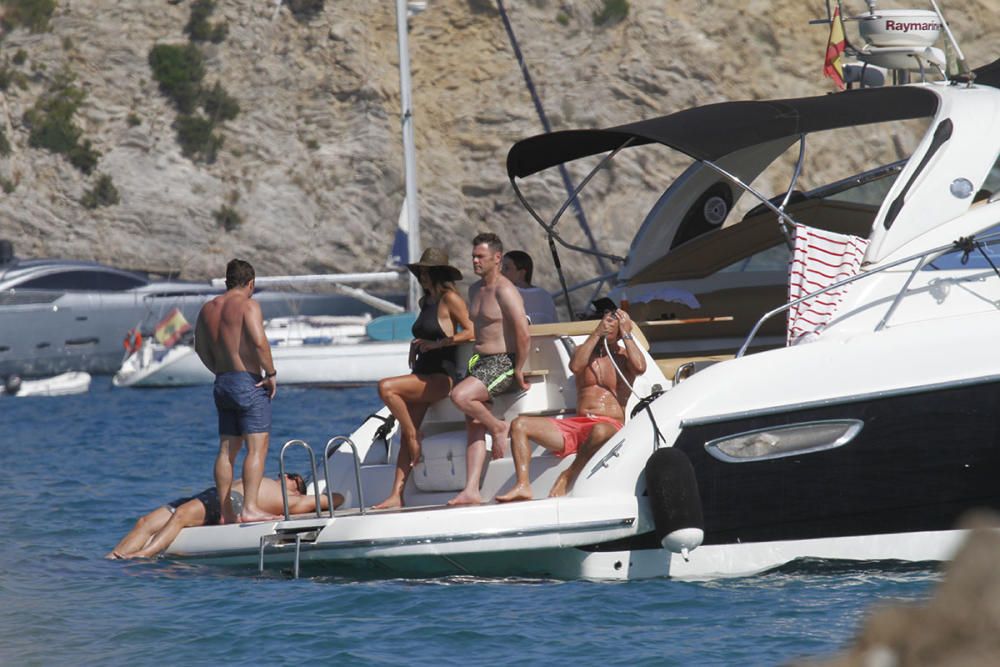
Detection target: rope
<box><xmin>602</xmin><ymin>336</ymin><xmax>667</xmax><ymax>448</ymax></box>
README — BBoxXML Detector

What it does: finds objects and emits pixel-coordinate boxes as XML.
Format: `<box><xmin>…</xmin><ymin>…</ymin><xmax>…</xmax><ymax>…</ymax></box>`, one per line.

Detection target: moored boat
<box><xmin>160</xmin><ymin>10</ymin><xmax>1000</xmax><ymax>580</ymax></box>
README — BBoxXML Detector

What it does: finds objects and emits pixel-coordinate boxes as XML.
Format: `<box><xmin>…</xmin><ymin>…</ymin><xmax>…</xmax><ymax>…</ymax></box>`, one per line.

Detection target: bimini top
<box><xmin>506</xmin><ymin>87</ymin><xmax>939</xmax><ymax>179</ymax></box>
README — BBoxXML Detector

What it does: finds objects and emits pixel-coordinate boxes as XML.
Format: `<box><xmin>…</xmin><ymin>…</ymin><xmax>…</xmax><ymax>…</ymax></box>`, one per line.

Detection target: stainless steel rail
<box><xmin>325</xmin><ymin>436</ymin><xmax>365</xmax><ymax>516</ymax></box>
<box><xmin>278</xmin><ymin>439</ymin><xmax>322</xmax><ymax>520</ymax></box>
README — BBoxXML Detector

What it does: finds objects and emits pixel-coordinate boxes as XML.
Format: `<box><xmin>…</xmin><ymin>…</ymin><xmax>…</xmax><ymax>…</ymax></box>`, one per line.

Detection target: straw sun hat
<box><xmin>406</xmin><ymin>247</ymin><xmax>463</xmax><ymax>282</ymax></box>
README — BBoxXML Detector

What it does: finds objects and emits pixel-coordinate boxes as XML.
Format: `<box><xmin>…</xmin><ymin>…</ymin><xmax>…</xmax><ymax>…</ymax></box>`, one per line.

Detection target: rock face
<box><xmin>0</xmin><ymin>0</ymin><xmax>996</xmax><ymax>291</ymax></box>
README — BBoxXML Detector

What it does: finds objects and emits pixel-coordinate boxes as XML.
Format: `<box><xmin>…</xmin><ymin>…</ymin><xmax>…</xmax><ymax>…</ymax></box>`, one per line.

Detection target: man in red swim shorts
<box><xmin>496</xmin><ymin>306</ymin><xmax>646</xmax><ymax>501</ymax></box>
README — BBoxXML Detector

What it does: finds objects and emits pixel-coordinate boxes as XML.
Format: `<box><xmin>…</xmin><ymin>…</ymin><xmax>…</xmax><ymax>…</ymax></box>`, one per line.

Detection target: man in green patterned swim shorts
<box><xmin>448</xmin><ymin>232</ymin><xmax>531</xmax><ymax>506</ymax></box>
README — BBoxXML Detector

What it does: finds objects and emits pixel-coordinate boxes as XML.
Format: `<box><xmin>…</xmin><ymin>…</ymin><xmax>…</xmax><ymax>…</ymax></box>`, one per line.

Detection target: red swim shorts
<box><xmin>550</xmin><ymin>415</ymin><xmax>624</xmax><ymax>458</ymax></box>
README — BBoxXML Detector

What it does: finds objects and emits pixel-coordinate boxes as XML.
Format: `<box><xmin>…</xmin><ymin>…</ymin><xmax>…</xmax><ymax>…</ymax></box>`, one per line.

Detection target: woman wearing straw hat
<box><xmin>373</xmin><ymin>248</ymin><xmax>475</xmax><ymax>509</ymax></box>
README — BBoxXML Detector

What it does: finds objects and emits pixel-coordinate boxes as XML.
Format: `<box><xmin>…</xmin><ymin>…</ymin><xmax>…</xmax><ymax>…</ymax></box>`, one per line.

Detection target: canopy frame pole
<box><xmin>509</xmin><ymin>140</ymin><xmax>631</xmax><ymax>320</ymax></box>
<box><xmin>776</xmin><ymin>134</ymin><xmax>808</xmax><ymax>248</ymax></box>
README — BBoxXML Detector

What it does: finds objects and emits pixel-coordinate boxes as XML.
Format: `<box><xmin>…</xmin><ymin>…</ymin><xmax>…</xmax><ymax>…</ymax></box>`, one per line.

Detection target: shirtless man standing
<box><xmin>496</xmin><ymin>307</ymin><xmax>646</xmax><ymax>502</ymax></box>
<box><xmin>448</xmin><ymin>232</ymin><xmax>531</xmax><ymax>506</ymax></box>
<box><xmin>195</xmin><ymin>259</ymin><xmax>279</xmax><ymax>523</ymax></box>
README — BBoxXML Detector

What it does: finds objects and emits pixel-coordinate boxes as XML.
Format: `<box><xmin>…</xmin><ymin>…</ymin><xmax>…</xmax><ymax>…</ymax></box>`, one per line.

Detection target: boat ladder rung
<box><xmin>259</xmin><ymin>525</ymin><xmax>323</xmax><ymax>578</ymax></box>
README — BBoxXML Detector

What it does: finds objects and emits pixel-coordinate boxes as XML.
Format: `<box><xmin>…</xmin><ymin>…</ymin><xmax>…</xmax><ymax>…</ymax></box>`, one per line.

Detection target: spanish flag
<box><xmin>823</xmin><ymin>6</ymin><xmax>847</xmax><ymax>90</ymax></box>
<box><xmin>154</xmin><ymin>307</ymin><xmax>191</xmax><ymax>347</ymax></box>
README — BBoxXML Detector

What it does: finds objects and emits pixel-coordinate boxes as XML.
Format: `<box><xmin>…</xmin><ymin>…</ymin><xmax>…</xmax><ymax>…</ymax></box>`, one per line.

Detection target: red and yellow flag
<box><xmin>823</xmin><ymin>6</ymin><xmax>847</xmax><ymax>90</ymax></box>
<box><xmin>154</xmin><ymin>307</ymin><xmax>191</xmax><ymax>347</ymax></box>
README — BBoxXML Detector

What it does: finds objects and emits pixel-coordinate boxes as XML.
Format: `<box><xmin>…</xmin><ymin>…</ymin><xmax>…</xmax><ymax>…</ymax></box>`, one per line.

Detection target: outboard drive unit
<box><xmin>644</xmin><ymin>447</ymin><xmax>704</xmax><ymax>560</ymax></box>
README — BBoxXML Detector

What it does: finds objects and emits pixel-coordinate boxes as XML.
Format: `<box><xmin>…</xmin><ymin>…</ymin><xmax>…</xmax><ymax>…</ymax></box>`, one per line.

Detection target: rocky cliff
<box><xmin>0</xmin><ymin>0</ymin><xmax>996</xmax><ymax>291</ymax></box>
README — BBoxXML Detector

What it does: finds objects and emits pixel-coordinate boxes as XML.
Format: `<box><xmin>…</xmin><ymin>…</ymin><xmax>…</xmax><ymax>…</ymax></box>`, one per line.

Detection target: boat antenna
<box><xmin>395</xmin><ymin>0</ymin><xmax>422</xmax><ymax>311</ymax></box>
<box><xmin>927</xmin><ymin>0</ymin><xmax>973</xmax><ymax>83</ymax></box>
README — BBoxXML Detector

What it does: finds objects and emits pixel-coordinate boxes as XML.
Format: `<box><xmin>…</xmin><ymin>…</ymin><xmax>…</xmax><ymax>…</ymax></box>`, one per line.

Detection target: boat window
<box><xmin>17</xmin><ymin>270</ymin><xmax>146</xmax><ymax>291</ymax></box>
<box><xmin>820</xmin><ymin>169</ymin><xmax>901</xmax><ymax>207</ymax></box>
<box><xmin>925</xmin><ymin>221</ymin><xmax>1000</xmax><ymax>271</ymax></box>
<box><xmin>979</xmin><ymin>154</ymin><xmax>1000</xmax><ymax>200</ymax></box>
<box><xmin>705</xmin><ymin>419</ymin><xmax>863</xmax><ymax>463</ymax></box>
<box><xmin>716</xmin><ymin>242</ymin><xmax>790</xmax><ymax>274</ymax></box>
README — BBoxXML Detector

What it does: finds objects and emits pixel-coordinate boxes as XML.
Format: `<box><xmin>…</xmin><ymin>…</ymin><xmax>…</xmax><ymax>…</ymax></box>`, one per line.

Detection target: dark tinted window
<box><xmin>19</xmin><ymin>270</ymin><xmax>146</xmax><ymax>291</ymax></box>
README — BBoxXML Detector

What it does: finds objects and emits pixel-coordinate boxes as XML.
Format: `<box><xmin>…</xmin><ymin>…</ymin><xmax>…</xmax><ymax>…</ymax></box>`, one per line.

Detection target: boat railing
<box><xmin>324</xmin><ymin>436</ymin><xmax>366</xmax><ymax>516</ymax></box>
<box><xmin>278</xmin><ymin>439</ymin><xmax>323</xmax><ymax>520</ymax></box>
<box><xmin>738</xmin><ymin>232</ymin><xmax>1000</xmax><ymax>358</ymax></box>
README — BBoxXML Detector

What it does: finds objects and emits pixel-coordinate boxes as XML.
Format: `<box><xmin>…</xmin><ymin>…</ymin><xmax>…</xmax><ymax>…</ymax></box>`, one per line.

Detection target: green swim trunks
<box><xmin>467</xmin><ymin>352</ymin><xmax>517</xmax><ymax>397</ymax></box>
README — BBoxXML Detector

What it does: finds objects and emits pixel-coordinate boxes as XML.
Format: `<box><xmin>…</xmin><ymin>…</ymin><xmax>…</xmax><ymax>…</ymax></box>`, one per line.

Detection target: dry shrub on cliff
<box><xmin>0</xmin><ymin>0</ymin><xmax>56</xmax><ymax>33</ymax></box>
<box><xmin>22</xmin><ymin>69</ymin><xmax>101</xmax><ymax>173</ymax></box>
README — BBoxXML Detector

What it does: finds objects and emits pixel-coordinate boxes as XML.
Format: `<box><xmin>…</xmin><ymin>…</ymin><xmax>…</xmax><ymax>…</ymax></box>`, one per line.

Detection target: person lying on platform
<box><xmin>106</xmin><ymin>473</ymin><xmax>343</xmax><ymax>560</ymax></box>
<box><xmin>496</xmin><ymin>307</ymin><xmax>645</xmax><ymax>502</ymax></box>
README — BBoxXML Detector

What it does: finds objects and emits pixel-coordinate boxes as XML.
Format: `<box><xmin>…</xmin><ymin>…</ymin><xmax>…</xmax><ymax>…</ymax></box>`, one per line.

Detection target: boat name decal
<box><xmin>883</xmin><ymin>20</ymin><xmax>942</xmax><ymax>32</ymax></box>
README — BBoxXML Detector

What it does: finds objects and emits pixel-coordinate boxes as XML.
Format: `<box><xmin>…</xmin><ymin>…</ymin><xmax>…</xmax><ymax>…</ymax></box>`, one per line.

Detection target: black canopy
<box><xmin>506</xmin><ymin>87</ymin><xmax>939</xmax><ymax>179</ymax></box>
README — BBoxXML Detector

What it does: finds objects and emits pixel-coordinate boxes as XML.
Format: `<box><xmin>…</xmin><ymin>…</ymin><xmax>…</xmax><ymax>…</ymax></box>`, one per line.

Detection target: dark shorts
<box><xmin>166</xmin><ymin>488</ymin><xmax>244</xmax><ymax>526</ymax></box>
<box><xmin>467</xmin><ymin>352</ymin><xmax>516</xmax><ymax>398</ymax></box>
<box><xmin>213</xmin><ymin>371</ymin><xmax>271</xmax><ymax>436</ymax></box>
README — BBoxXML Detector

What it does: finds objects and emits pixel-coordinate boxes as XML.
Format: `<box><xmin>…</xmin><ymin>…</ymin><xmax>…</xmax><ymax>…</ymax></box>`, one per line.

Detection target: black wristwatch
<box><xmin>264</xmin><ymin>369</ymin><xmax>277</xmax><ymax>378</ymax></box>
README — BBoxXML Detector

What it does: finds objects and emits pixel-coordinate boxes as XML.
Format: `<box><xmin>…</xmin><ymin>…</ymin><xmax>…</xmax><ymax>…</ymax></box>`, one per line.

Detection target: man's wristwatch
<box><xmin>264</xmin><ymin>369</ymin><xmax>277</xmax><ymax>378</ymax></box>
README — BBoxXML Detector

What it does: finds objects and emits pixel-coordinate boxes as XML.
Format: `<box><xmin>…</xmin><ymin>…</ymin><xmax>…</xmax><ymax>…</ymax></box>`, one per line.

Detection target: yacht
<box><xmin>0</xmin><ymin>243</ymin><xmax>403</xmax><ymax>378</ymax></box>
<box><xmin>160</xmin><ymin>23</ymin><xmax>1000</xmax><ymax>579</ymax></box>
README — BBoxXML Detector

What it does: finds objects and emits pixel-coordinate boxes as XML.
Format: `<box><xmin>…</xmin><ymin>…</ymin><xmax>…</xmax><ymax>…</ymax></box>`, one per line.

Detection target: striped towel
<box><xmin>787</xmin><ymin>223</ymin><xmax>869</xmax><ymax>345</ymax></box>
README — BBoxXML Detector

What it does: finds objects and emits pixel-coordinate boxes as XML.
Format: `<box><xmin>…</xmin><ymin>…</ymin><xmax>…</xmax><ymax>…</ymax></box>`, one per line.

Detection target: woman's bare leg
<box><xmin>373</xmin><ymin>373</ymin><xmax>452</xmax><ymax>509</ymax></box>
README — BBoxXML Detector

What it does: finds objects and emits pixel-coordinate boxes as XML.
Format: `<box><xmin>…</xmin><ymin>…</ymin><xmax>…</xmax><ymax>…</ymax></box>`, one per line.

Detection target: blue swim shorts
<box><xmin>213</xmin><ymin>371</ymin><xmax>271</xmax><ymax>436</ymax></box>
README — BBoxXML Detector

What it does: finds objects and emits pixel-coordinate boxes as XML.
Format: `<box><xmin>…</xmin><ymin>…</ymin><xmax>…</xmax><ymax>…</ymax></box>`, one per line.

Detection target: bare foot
<box><xmin>495</xmin><ymin>484</ymin><xmax>533</xmax><ymax>503</ymax></box>
<box><xmin>447</xmin><ymin>490</ymin><xmax>482</xmax><ymax>506</ymax></box>
<box><xmin>548</xmin><ymin>473</ymin><xmax>572</xmax><ymax>498</ymax></box>
<box><xmin>489</xmin><ymin>421</ymin><xmax>510</xmax><ymax>460</ymax></box>
<box><xmin>372</xmin><ymin>495</ymin><xmax>404</xmax><ymax>510</ymax></box>
<box><xmin>105</xmin><ymin>551</ymin><xmax>125</xmax><ymax>560</ymax></box>
<box><xmin>238</xmin><ymin>509</ymin><xmax>282</xmax><ymax>523</ymax></box>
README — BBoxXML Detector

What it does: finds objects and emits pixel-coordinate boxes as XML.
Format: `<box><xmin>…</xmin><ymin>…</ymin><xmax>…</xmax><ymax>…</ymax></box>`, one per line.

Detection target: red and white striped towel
<box><xmin>787</xmin><ymin>223</ymin><xmax>869</xmax><ymax>345</ymax></box>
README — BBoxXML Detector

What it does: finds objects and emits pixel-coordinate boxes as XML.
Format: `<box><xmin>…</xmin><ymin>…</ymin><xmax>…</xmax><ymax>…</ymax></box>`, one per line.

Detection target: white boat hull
<box><xmin>3</xmin><ymin>371</ymin><xmax>91</xmax><ymax>397</ymax></box>
<box><xmin>114</xmin><ymin>340</ymin><xmax>411</xmax><ymax>388</ymax></box>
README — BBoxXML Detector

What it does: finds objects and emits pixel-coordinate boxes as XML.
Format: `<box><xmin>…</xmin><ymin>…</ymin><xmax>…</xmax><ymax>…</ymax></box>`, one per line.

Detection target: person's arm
<box><xmin>569</xmin><ymin>313</ymin><xmax>616</xmax><ymax>375</ymax></box>
<box><xmin>498</xmin><ymin>283</ymin><xmax>531</xmax><ymax>390</ymax></box>
<box><xmin>615</xmin><ymin>309</ymin><xmax>647</xmax><ymax>375</ymax></box>
<box><xmin>246</xmin><ymin>300</ymin><xmax>277</xmax><ymax>398</ymax></box>
<box><xmin>434</xmin><ymin>290</ymin><xmax>475</xmax><ymax>348</ymax></box>
<box><xmin>193</xmin><ymin>310</ymin><xmax>216</xmax><ymax>373</ymax></box>
<box><xmin>287</xmin><ymin>491</ymin><xmax>343</xmax><ymax>514</ymax></box>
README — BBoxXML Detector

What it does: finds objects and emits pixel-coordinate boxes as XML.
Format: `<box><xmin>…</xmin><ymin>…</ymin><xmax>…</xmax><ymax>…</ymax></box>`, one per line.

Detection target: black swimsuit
<box><xmin>411</xmin><ymin>299</ymin><xmax>456</xmax><ymax>378</ymax></box>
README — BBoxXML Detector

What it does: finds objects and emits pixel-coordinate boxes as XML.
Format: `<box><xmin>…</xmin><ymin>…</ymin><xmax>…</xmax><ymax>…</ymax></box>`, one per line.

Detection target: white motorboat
<box><xmin>1</xmin><ymin>371</ymin><xmax>91</xmax><ymax>397</ymax></box>
<box><xmin>113</xmin><ymin>313</ymin><xmax>413</xmax><ymax>388</ymax></box>
<box><xmin>0</xmin><ymin>244</ymin><xmax>405</xmax><ymax>379</ymax></box>
<box><xmin>162</xmin><ymin>8</ymin><xmax>1000</xmax><ymax>580</ymax></box>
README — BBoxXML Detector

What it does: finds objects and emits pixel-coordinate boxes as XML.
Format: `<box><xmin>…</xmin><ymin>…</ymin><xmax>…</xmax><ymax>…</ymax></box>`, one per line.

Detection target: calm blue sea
<box><xmin>0</xmin><ymin>377</ymin><xmax>938</xmax><ymax>666</ymax></box>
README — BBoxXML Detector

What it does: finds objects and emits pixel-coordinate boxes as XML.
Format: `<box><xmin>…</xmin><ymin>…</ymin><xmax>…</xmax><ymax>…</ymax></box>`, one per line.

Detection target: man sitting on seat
<box><xmin>107</xmin><ymin>473</ymin><xmax>343</xmax><ymax>559</ymax></box>
<box><xmin>496</xmin><ymin>307</ymin><xmax>645</xmax><ymax>502</ymax></box>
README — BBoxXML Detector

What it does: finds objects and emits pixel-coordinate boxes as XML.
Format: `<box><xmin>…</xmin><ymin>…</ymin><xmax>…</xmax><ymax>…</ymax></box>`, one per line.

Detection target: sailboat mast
<box><xmin>395</xmin><ymin>0</ymin><xmax>421</xmax><ymax>311</ymax></box>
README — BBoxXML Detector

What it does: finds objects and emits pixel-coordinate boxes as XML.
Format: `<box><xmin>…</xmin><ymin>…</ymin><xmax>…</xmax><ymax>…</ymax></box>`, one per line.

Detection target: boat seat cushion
<box><xmin>413</xmin><ymin>432</ymin><xmax>477</xmax><ymax>492</ymax></box>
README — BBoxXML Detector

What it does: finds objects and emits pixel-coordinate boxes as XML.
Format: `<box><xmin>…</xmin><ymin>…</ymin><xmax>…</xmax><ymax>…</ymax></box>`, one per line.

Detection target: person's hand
<box><xmin>616</xmin><ymin>309</ymin><xmax>633</xmax><ymax>336</ymax></box>
<box><xmin>256</xmin><ymin>374</ymin><xmax>277</xmax><ymax>399</ymax></box>
<box><xmin>596</xmin><ymin>311</ymin><xmax>617</xmax><ymax>338</ymax></box>
<box><xmin>514</xmin><ymin>369</ymin><xmax>529</xmax><ymax>391</ymax></box>
<box><xmin>415</xmin><ymin>338</ymin><xmax>438</xmax><ymax>353</ymax></box>
<box><xmin>490</xmin><ymin>436</ymin><xmax>506</xmax><ymax>460</ymax></box>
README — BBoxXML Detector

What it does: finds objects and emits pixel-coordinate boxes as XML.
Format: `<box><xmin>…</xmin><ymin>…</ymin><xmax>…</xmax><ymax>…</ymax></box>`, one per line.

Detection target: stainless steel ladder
<box><xmin>258</xmin><ymin>436</ymin><xmax>366</xmax><ymax>578</ymax></box>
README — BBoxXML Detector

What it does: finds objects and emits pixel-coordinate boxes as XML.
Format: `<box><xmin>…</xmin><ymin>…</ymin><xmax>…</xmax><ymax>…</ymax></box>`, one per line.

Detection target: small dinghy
<box><xmin>2</xmin><ymin>372</ymin><xmax>91</xmax><ymax>397</ymax></box>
